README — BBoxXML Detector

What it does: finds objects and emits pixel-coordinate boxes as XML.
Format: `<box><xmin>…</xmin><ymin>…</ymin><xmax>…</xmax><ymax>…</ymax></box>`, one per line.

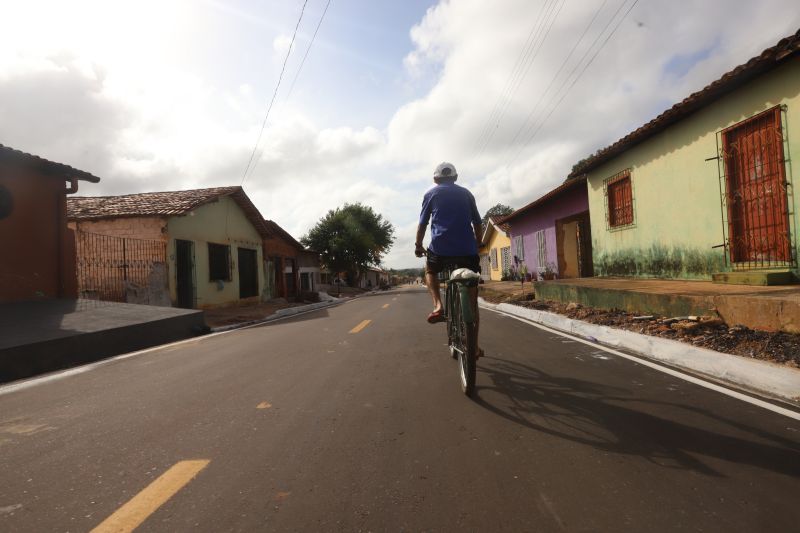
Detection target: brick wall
<box><xmin>72</xmin><ymin>217</ymin><xmax>167</xmax><ymax>240</ymax></box>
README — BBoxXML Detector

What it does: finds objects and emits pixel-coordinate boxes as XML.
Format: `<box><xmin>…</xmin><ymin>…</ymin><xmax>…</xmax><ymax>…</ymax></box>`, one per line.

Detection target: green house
<box><xmin>570</xmin><ymin>29</ymin><xmax>800</xmax><ymax>285</ymax></box>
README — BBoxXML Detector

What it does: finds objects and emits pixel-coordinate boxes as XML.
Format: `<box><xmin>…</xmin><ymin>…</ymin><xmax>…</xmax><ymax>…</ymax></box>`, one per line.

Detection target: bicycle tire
<box><xmin>453</xmin><ymin>286</ymin><xmax>477</xmax><ymax>396</ymax></box>
<box><xmin>459</xmin><ymin>320</ymin><xmax>477</xmax><ymax>396</ymax></box>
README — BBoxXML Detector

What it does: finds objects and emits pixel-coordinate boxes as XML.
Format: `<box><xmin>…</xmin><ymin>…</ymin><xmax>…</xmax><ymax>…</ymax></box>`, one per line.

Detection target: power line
<box><xmin>511</xmin><ymin>0</ymin><xmax>639</xmax><ymax>166</ymax></box>
<box><xmin>240</xmin><ymin>0</ymin><xmax>309</xmax><ymax>185</ymax></box>
<box><xmin>511</xmin><ymin>0</ymin><xmax>629</xmax><ymax>161</ymax></box>
<box><xmin>476</xmin><ymin>0</ymin><xmax>566</xmax><ymax>156</ymax></box>
<box><xmin>474</xmin><ymin>0</ymin><xmax>561</xmax><ymax>155</ymax></box>
<box><xmin>285</xmin><ymin>0</ymin><xmax>333</xmax><ymax>101</ymax></box>
<box><xmin>471</xmin><ymin>0</ymin><xmax>556</xmax><ymax>153</ymax></box>
<box><xmin>507</xmin><ymin>0</ymin><xmax>608</xmax><ymax>150</ymax></box>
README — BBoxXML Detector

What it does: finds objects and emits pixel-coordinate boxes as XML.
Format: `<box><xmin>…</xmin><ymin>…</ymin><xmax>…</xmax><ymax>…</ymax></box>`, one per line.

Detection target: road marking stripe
<box><xmin>382</xmin><ymin>304</ymin><xmax>390</xmax><ymax>309</ymax></box>
<box><xmin>349</xmin><ymin>320</ymin><xmax>371</xmax><ymax>334</ymax></box>
<box><xmin>91</xmin><ymin>460</ymin><xmax>210</xmax><ymax>533</ymax></box>
<box><xmin>486</xmin><ymin>306</ymin><xmax>800</xmax><ymax>421</ymax></box>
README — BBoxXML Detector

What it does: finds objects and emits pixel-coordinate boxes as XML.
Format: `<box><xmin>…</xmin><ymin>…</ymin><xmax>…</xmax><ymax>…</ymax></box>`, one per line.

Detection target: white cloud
<box><xmin>0</xmin><ymin>0</ymin><xmax>797</xmax><ymax>268</ymax></box>
<box><xmin>273</xmin><ymin>34</ymin><xmax>294</xmax><ymax>55</ymax></box>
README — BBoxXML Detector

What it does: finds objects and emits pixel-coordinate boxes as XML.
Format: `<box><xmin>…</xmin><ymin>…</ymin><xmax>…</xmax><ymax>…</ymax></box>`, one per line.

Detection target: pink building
<box><xmin>502</xmin><ymin>177</ymin><xmax>592</xmax><ymax>279</ymax></box>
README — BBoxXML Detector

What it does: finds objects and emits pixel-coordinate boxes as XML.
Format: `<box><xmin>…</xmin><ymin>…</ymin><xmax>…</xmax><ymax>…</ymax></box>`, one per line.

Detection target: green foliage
<box><xmin>301</xmin><ymin>203</ymin><xmax>395</xmax><ymax>281</ymax></box>
<box><xmin>482</xmin><ymin>203</ymin><xmax>514</xmax><ymax>226</ymax></box>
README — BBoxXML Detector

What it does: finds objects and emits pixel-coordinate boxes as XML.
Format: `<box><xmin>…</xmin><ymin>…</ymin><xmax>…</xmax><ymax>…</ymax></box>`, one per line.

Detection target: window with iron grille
<box><xmin>208</xmin><ymin>243</ymin><xmax>231</xmax><ymax>281</ymax></box>
<box><xmin>605</xmin><ymin>170</ymin><xmax>633</xmax><ymax>228</ymax></box>
<box><xmin>491</xmin><ymin>248</ymin><xmax>498</xmax><ymax>269</ymax></box>
<box><xmin>513</xmin><ymin>235</ymin><xmax>524</xmax><ymax>262</ymax></box>
<box><xmin>501</xmin><ymin>246</ymin><xmax>511</xmax><ymax>274</ymax></box>
<box><xmin>535</xmin><ymin>230</ymin><xmax>547</xmax><ymax>270</ymax></box>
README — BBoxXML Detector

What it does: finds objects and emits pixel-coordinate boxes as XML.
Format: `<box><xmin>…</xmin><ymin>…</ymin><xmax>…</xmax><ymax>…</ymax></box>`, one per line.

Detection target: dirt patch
<box><xmin>480</xmin><ymin>289</ymin><xmax>800</xmax><ymax>368</ymax></box>
<box><xmin>326</xmin><ymin>286</ymin><xmax>368</xmax><ymax>298</ymax></box>
<box><xmin>204</xmin><ymin>300</ymin><xmax>305</xmax><ymax>328</ymax></box>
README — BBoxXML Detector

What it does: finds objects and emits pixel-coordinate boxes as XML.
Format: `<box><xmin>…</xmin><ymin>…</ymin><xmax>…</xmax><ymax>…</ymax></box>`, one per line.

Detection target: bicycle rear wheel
<box><xmin>458</xmin><ymin>321</ymin><xmax>477</xmax><ymax>396</ymax></box>
<box><xmin>453</xmin><ymin>288</ymin><xmax>477</xmax><ymax>396</ymax></box>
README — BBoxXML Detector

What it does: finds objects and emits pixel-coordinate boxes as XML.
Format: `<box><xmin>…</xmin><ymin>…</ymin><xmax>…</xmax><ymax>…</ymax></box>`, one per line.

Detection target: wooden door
<box><xmin>175</xmin><ymin>239</ymin><xmax>194</xmax><ymax>308</ymax></box>
<box><xmin>238</xmin><ymin>247</ymin><xmax>258</xmax><ymax>298</ymax></box>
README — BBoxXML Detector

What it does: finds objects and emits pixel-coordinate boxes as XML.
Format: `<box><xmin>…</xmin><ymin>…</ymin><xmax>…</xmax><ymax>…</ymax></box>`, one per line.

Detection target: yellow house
<box><xmin>479</xmin><ymin>216</ymin><xmax>512</xmax><ymax>281</ymax></box>
<box><xmin>68</xmin><ymin>186</ymin><xmax>270</xmax><ymax>308</ymax></box>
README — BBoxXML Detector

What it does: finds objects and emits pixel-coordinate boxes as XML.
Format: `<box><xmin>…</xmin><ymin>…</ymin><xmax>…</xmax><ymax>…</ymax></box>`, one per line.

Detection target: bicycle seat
<box><xmin>450</xmin><ymin>268</ymin><xmax>480</xmax><ymax>282</ymax></box>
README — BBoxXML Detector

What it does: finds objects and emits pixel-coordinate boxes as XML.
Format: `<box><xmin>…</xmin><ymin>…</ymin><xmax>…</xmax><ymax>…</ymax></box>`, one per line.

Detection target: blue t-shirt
<box><xmin>419</xmin><ymin>182</ymin><xmax>482</xmax><ymax>256</ymax></box>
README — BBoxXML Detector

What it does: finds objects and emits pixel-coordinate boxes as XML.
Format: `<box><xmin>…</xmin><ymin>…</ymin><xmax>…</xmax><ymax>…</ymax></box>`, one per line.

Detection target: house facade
<box><xmin>0</xmin><ymin>144</ymin><xmax>99</xmax><ymax>302</ymax></box>
<box><xmin>503</xmin><ymin>177</ymin><xmax>592</xmax><ymax>279</ymax></box>
<box><xmin>298</xmin><ymin>250</ymin><xmax>322</xmax><ymax>293</ymax></box>
<box><xmin>571</xmin><ymin>30</ymin><xmax>800</xmax><ymax>283</ymax></box>
<box><xmin>68</xmin><ymin>187</ymin><xmax>270</xmax><ymax>308</ymax></box>
<box><xmin>263</xmin><ymin>219</ymin><xmax>304</xmax><ymax>299</ymax></box>
<box><xmin>359</xmin><ymin>267</ymin><xmax>389</xmax><ymax>289</ymax></box>
<box><xmin>479</xmin><ymin>217</ymin><xmax>512</xmax><ymax>281</ymax></box>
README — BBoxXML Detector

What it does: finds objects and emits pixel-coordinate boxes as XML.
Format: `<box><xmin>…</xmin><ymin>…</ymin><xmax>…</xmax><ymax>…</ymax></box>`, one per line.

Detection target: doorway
<box><xmin>238</xmin><ymin>247</ymin><xmax>258</xmax><ymax>298</ymax></box>
<box><xmin>556</xmin><ymin>211</ymin><xmax>593</xmax><ymax>278</ymax></box>
<box><xmin>175</xmin><ymin>239</ymin><xmax>195</xmax><ymax>308</ymax></box>
<box><xmin>723</xmin><ymin>106</ymin><xmax>792</xmax><ymax>267</ymax></box>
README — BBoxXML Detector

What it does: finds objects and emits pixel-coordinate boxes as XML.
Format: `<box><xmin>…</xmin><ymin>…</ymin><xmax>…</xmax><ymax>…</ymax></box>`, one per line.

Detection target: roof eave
<box><xmin>568</xmin><ymin>28</ymin><xmax>800</xmax><ymax>178</ymax></box>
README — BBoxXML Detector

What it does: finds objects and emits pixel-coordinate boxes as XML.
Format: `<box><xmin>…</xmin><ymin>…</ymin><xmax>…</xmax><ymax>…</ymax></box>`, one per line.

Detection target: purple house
<box><xmin>502</xmin><ymin>177</ymin><xmax>592</xmax><ymax>279</ymax></box>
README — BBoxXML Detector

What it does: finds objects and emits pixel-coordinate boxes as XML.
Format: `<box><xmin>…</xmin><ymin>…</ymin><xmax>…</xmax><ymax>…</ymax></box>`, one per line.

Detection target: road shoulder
<box><xmin>479</xmin><ymin>298</ymin><xmax>800</xmax><ymax>405</ymax></box>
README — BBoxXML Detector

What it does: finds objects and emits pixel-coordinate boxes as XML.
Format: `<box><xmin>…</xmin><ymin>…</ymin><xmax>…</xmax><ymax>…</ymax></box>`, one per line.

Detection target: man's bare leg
<box><xmin>426</xmin><ymin>271</ymin><xmax>442</xmax><ymax>312</ymax></box>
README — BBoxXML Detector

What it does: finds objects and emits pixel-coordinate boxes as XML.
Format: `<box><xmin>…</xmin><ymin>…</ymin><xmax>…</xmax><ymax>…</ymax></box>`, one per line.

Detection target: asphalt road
<box><xmin>1</xmin><ymin>287</ymin><xmax>798</xmax><ymax>532</ymax></box>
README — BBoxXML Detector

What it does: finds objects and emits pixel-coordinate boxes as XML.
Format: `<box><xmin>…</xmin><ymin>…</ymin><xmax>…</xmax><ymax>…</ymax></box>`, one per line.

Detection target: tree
<box><xmin>301</xmin><ymin>203</ymin><xmax>395</xmax><ymax>285</ymax></box>
<box><xmin>482</xmin><ymin>203</ymin><xmax>514</xmax><ymax>226</ymax></box>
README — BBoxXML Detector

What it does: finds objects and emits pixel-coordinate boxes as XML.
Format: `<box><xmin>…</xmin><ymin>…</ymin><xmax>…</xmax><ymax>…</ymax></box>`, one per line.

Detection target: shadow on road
<box><xmin>474</xmin><ymin>356</ymin><xmax>800</xmax><ymax>478</ymax></box>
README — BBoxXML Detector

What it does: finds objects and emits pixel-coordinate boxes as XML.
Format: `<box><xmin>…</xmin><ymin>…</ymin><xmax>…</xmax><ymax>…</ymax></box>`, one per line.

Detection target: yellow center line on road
<box><xmin>349</xmin><ymin>320</ymin><xmax>372</xmax><ymax>334</ymax></box>
<box><xmin>90</xmin><ymin>460</ymin><xmax>210</xmax><ymax>533</ymax></box>
<box><xmin>382</xmin><ymin>304</ymin><xmax>390</xmax><ymax>309</ymax></box>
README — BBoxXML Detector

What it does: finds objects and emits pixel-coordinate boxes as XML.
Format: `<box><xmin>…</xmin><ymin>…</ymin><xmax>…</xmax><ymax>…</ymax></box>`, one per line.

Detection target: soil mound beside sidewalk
<box><xmin>204</xmin><ymin>300</ymin><xmax>304</xmax><ymax>328</ymax></box>
<box><xmin>480</xmin><ymin>288</ymin><xmax>800</xmax><ymax>368</ymax></box>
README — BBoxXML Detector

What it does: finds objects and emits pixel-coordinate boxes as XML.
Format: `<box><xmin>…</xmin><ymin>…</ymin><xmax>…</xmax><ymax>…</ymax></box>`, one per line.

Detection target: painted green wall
<box><xmin>167</xmin><ymin>196</ymin><xmax>265</xmax><ymax>307</ymax></box>
<box><xmin>587</xmin><ymin>57</ymin><xmax>800</xmax><ymax>279</ymax></box>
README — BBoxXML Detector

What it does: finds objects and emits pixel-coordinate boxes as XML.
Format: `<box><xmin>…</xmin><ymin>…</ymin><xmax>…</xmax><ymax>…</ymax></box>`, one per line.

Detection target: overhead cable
<box><xmin>511</xmin><ymin>0</ymin><xmax>639</xmax><ymax>166</ymax></box>
<box><xmin>285</xmin><ymin>0</ymin><xmax>333</xmax><ymax>100</ymax></box>
<box><xmin>240</xmin><ymin>0</ymin><xmax>309</xmax><ymax>185</ymax></box>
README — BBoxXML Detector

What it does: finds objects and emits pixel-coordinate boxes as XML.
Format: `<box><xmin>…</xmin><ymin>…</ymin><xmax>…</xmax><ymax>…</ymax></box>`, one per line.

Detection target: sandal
<box><xmin>427</xmin><ymin>310</ymin><xmax>445</xmax><ymax>323</ymax></box>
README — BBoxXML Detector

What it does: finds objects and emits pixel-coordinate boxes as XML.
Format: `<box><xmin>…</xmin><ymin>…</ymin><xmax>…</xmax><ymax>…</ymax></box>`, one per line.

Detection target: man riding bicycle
<box><xmin>414</xmin><ymin>162</ymin><xmax>483</xmax><ymax>335</ymax></box>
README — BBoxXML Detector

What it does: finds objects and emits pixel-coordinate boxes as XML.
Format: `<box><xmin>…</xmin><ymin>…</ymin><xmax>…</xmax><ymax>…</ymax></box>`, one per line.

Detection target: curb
<box><xmin>479</xmin><ymin>298</ymin><xmax>800</xmax><ymax>403</ymax></box>
<box><xmin>209</xmin><ymin>300</ymin><xmax>343</xmax><ymax>333</ymax></box>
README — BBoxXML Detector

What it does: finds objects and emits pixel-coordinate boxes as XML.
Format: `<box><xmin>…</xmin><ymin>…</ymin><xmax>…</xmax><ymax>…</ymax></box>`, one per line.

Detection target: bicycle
<box><xmin>440</xmin><ymin>266</ymin><xmax>481</xmax><ymax>396</ymax></box>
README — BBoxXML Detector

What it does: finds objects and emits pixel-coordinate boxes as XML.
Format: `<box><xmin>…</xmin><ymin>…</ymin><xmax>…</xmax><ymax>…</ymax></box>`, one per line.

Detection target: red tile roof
<box><xmin>488</xmin><ymin>215</ymin><xmax>511</xmax><ymax>233</ymax></box>
<box><xmin>264</xmin><ymin>219</ymin><xmax>305</xmax><ymax>251</ymax></box>
<box><xmin>67</xmin><ymin>186</ymin><xmax>272</xmax><ymax>238</ymax></box>
<box><xmin>568</xmin><ymin>28</ymin><xmax>800</xmax><ymax>178</ymax></box>
<box><xmin>0</xmin><ymin>143</ymin><xmax>100</xmax><ymax>182</ymax></box>
<box><xmin>501</xmin><ymin>176</ymin><xmax>586</xmax><ymax>224</ymax></box>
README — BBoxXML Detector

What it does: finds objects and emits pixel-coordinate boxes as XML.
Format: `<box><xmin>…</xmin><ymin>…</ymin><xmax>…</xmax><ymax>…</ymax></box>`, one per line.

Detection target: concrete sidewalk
<box><xmin>0</xmin><ymin>299</ymin><xmax>205</xmax><ymax>383</ymax></box>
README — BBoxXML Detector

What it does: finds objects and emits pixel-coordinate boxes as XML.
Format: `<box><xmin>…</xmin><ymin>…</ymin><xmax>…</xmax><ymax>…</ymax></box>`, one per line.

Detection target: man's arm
<box><xmin>415</xmin><ymin>224</ymin><xmax>427</xmax><ymax>257</ymax></box>
<box><xmin>473</xmin><ymin>223</ymin><xmax>483</xmax><ymax>248</ymax></box>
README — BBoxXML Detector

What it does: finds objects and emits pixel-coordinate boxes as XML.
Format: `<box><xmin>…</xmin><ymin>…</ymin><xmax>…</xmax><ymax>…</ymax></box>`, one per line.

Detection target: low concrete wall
<box><xmin>533</xmin><ymin>281</ymin><xmax>800</xmax><ymax>333</ymax></box>
<box><xmin>534</xmin><ymin>281</ymin><xmax>712</xmax><ymax>316</ymax></box>
<box><xmin>0</xmin><ymin>303</ymin><xmax>206</xmax><ymax>383</ymax></box>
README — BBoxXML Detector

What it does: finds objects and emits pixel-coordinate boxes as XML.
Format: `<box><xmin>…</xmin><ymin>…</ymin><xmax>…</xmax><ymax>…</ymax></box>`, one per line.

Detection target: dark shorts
<box><xmin>426</xmin><ymin>249</ymin><xmax>481</xmax><ymax>275</ymax></box>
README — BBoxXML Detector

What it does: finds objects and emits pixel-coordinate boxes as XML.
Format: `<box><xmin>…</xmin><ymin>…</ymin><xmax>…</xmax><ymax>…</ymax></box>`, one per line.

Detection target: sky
<box><xmin>1</xmin><ymin>0</ymin><xmax>798</xmax><ymax>268</ymax></box>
